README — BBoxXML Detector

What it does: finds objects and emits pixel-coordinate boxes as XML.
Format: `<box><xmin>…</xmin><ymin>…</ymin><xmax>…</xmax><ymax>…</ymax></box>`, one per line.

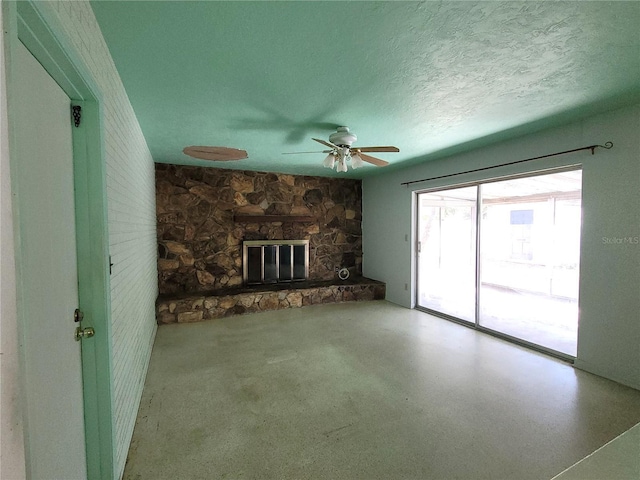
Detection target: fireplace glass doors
<box><xmin>243</xmin><ymin>240</ymin><xmax>309</xmax><ymax>285</ymax></box>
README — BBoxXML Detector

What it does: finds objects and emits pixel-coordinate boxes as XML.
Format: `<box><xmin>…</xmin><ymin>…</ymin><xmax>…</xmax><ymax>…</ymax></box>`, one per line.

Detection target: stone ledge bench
<box><xmin>156</xmin><ymin>276</ymin><xmax>386</xmax><ymax>324</ymax></box>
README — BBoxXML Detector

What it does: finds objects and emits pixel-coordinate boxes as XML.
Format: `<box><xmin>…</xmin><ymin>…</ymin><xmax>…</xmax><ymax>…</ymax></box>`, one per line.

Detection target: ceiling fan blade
<box><xmin>353</xmin><ymin>146</ymin><xmax>400</xmax><ymax>153</ymax></box>
<box><xmin>312</xmin><ymin>138</ymin><xmax>339</xmax><ymax>150</ymax></box>
<box><xmin>282</xmin><ymin>150</ymin><xmax>331</xmax><ymax>155</ymax></box>
<box><xmin>183</xmin><ymin>146</ymin><xmax>248</xmax><ymax>161</ymax></box>
<box><xmin>359</xmin><ymin>153</ymin><xmax>389</xmax><ymax>167</ymax></box>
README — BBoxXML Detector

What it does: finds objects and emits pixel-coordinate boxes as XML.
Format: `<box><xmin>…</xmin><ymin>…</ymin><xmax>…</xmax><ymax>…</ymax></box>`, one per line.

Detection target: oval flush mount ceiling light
<box><xmin>183</xmin><ymin>146</ymin><xmax>248</xmax><ymax>161</ymax></box>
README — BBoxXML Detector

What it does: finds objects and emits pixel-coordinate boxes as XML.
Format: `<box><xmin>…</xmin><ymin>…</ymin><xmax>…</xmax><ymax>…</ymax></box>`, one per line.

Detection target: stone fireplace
<box><xmin>156</xmin><ymin>164</ymin><xmax>364</xmax><ymax>294</ymax></box>
<box><xmin>155</xmin><ymin>164</ymin><xmax>385</xmax><ymax>324</ymax></box>
<box><xmin>243</xmin><ymin>240</ymin><xmax>309</xmax><ymax>284</ymax></box>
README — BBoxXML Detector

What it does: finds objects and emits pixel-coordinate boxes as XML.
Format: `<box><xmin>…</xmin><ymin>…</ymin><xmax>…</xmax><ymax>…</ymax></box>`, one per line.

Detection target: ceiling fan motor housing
<box><xmin>329</xmin><ymin>126</ymin><xmax>357</xmax><ymax>147</ymax></box>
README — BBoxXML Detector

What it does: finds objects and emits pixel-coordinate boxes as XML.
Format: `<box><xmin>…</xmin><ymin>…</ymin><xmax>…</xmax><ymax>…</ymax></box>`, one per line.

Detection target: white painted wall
<box><xmin>0</xmin><ymin>4</ymin><xmax>27</xmax><ymax>478</ymax></box>
<box><xmin>363</xmin><ymin>103</ymin><xmax>640</xmax><ymax>390</ymax></box>
<box><xmin>2</xmin><ymin>2</ymin><xmax>158</xmax><ymax>477</ymax></box>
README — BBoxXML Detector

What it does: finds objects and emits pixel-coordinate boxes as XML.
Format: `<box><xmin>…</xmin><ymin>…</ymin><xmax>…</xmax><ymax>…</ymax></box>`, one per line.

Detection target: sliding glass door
<box><xmin>416</xmin><ymin>186</ymin><xmax>477</xmax><ymax>323</ymax></box>
<box><xmin>416</xmin><ymin>169</ymin><xmax>582</xmax><ymax>357</ymax></box>
<box><xmin>478</xmin><ymin>171</ymin><xmax>582</xmax><ymax>356</ymax></box>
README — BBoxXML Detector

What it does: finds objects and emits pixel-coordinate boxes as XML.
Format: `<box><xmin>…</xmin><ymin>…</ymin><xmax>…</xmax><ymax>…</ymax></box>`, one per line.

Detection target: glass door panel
<box><xmin>417</xmin><ymin>186</ymin><xmax>477</xmax><ymax>322</ymax></box>
<box><xmin>279</xmin><ymin>245</ymin><xmax>293</xmax><ymax>281</ymax></box>
<box><xmin>246</xmin><ymin>247</ymin><xmax>262</xmax><ymax>284</ymax></box>
<box><xmin>478</xmin><ymin>170</ymin><xmax>581</xmax><ymax>356</ymax></box>
<box><xmin>293</xmin><ymin>245</ymin><xmax>307</xmax><ymax>280</ymax></box>
<box><xmin>263</xmin><ymin>245</ymin><xmax>278</xmax><ymax>283</ymax></box>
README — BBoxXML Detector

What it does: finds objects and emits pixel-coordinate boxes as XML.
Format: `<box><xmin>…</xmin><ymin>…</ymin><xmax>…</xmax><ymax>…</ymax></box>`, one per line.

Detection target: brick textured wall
<box><xmin>40</xmin><ymin>3</ymin><xmax>158</xmax><ymax>477</ymax></box>
<box><xmin>156</xmin><ymin>164</ymin><xmax>363</xmax><ymax>295</ymax></box>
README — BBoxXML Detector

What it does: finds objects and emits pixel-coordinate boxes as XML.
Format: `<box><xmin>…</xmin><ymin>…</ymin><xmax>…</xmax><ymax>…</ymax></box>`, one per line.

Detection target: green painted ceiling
<box><xmin>91</xmin><ymin>1</ymin><xmax>640</xmax><ymax>178</ymax></box>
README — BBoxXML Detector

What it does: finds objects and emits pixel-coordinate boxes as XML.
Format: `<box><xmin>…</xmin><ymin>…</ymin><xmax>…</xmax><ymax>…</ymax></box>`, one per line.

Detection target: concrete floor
<box><xmin>552</xmin><ymin>422</ymin><xmax>640</xmax><ymax>479</ymax></box>
<box><xmin>124</xmin><ymin>301</ymin><xmax>640</xmax><ymax>479</ymax></box>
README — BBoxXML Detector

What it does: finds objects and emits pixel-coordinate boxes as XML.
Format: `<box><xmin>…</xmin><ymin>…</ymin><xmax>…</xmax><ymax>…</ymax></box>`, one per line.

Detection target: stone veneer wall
<box><xmin>156</xmin><ymin>164</ymin><xmax>362</xmax><ymax>295</ymax></box>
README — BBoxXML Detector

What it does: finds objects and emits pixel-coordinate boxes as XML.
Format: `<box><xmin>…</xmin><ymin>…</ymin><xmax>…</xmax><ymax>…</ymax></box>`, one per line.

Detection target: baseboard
<box><xmin>574</xmin><ymin>359</ymin><xmax>640</xmax><ymax>392</ymax></box>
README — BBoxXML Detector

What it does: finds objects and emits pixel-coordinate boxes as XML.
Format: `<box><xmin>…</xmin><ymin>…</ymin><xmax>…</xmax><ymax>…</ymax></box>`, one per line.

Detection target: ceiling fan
<box><xmin>286</xmin><ymin>126</ymin><xmax>399</xmax><ymax>172</ymax></box>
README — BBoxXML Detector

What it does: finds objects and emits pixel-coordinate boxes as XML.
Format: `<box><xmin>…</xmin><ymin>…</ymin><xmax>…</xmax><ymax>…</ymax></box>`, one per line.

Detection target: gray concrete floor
<box><xmin>124</xmin><ymin>301</ymin><xmax>640</xmax><ymax>479</ymax></box>
<box><xmin>552</xmin><ymin>422</ymin><xmax>640</xmax><ymax>480</ymax></box>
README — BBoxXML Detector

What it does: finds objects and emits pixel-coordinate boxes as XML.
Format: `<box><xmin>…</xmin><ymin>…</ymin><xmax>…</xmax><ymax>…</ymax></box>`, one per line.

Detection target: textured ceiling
<box><xmin>91</xmin><ymin>1</ymin><xmax>640</xmax><ymax>178</ymax></box>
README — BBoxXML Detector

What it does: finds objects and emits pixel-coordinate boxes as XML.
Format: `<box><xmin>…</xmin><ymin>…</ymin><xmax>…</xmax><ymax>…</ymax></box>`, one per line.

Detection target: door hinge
<box><xmin>71</xmin><ymin>105</ymin><xmax>82</xmax><ymax>127</ymax></box>
<box><xmin>109</xmin><ymin>255</ymin><xmax>113</xmax><ymax>275</ymax></box>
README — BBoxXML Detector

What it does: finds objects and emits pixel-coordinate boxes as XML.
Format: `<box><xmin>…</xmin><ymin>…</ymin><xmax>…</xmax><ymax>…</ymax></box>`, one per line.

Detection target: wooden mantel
<box><xmin>233</xmin><ymin>215</ymin><xmax>315</xmax><ymax>223</ymax></box>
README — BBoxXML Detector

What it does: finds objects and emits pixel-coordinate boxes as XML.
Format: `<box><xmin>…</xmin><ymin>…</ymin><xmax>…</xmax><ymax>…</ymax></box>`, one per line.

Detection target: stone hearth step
<box><xmin>156</xmin><ymin>277</ymin><xmax>385</xmax><ymax>324</ymax></box>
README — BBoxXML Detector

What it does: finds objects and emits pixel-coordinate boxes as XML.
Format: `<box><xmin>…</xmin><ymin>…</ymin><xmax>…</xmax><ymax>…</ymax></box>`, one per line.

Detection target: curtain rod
<box><xmin>400</xmin><ymin>141</ymin><xmax>613</xmax><ymax>187</ymax></box>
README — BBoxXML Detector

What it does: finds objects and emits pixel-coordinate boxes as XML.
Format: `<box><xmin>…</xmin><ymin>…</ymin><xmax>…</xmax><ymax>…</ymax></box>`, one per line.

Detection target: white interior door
<box><xmin>14</xmin><ymin>41</ymin><xmax>87</xmax><ymax>479</ymax></box>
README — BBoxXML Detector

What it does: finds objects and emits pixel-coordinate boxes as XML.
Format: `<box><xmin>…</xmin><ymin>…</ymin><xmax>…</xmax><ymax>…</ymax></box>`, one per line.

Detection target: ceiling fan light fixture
<box><xmin>323</xmin><ymin>153</ymin><xmax>336</xmax><ymax>169</ymax></box>
<box><xmin>351</xmin><ymin>153</ymin><xmax>364</xmax><ymax>169</ymax></box>
<box><xmin>304</xmin><ymin>127</ymin><xmax>398</xmax><ymax>172</ymax></box>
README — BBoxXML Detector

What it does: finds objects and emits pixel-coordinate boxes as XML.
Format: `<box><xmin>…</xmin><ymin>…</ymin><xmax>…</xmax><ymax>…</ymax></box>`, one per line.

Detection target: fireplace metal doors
<box><xmin>242</xmin><ymin>240</ymin><xmax>309</xmax><ymax>284</ymax></box>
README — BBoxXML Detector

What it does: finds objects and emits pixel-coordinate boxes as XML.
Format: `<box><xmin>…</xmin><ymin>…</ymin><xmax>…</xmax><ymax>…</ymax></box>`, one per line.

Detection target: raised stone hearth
<box><xmin>155</xmin><ymin>164</ymin><xmax>385</xmax><ymax>323</ymax></box>
<box><xmin>156</xmin><ymin>277</ymin><xmax>386</xmax><ymax>324</ymax></box>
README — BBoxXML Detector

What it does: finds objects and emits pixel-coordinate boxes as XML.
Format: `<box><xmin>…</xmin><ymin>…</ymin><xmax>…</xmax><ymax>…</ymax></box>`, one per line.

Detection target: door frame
<box><xmin>4</xmin><ymin>1</ymin><xmax>114</xmax><ymax>478</ymax></box>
